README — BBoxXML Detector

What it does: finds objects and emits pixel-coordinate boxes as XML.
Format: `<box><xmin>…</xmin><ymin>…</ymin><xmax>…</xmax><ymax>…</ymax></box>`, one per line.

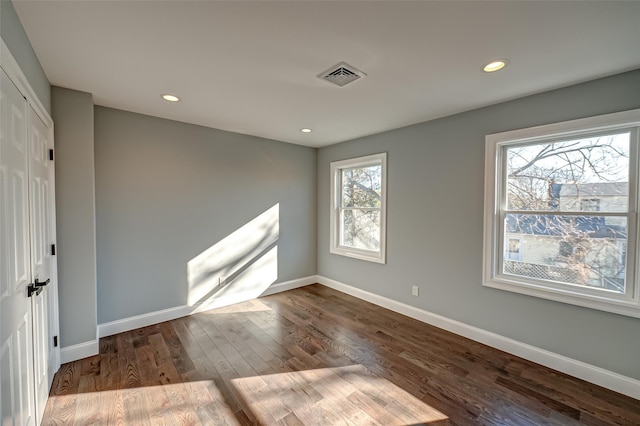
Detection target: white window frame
<box><xmin>330</xmin><ymin>153</ymin><xmax>387</xmax><ymax>264</ymax></box>
<box><xmin>483</xmin><ymin>109</ymin><xmax>640</xmax><ymax>318</ymax></box>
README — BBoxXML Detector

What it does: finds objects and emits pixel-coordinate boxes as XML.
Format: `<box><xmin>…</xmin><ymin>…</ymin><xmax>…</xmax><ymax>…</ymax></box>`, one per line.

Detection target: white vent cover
<box><xmin>318</xmin><ymin>62</ymin><xmax>366</xmax><ymax>87</ymax></box>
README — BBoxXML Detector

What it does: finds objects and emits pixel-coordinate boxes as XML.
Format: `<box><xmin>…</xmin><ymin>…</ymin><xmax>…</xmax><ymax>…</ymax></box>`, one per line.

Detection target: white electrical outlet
<box><xmin>412</xmin><ymin>285</ymin><xmax>419</xmax><ymax>296</ymax></box>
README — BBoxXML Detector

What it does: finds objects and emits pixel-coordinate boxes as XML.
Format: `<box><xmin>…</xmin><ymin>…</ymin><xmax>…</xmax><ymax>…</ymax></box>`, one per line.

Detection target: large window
<box><xmin>330</xmin><ymin>153</ymin><xmax>387</xmax><ymax>263</ymax></box>
<box><xmin>484</xmin><ymin>109</ymin><xmax>640</xmax><ymax>318</ymax></box>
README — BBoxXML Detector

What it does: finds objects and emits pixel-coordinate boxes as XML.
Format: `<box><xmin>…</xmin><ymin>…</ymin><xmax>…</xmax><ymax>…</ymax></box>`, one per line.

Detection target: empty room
<box><xmin>1</xmin><ymin>1</ymin><xmax>639</xmax><ymax>425</ymax></box>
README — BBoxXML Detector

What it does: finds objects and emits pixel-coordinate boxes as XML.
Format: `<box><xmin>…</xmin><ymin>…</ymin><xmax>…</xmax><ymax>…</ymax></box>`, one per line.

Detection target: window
<box><xmin>580</xmin><ymin>198</ymin><xmax>601</xmax><ymax>212</ymax></box>
<box><xmin>330</xmin><ymin>153</ymin><xmax>387</xmax><ymax>263</ymax></box>
<box><xmin>484</xmin><ymin>109</ymin><xmax>640</xmax><ymax>318</ymax></box>
<box><xmin>506</xmin><ymin>238</ymin><xmax>522</xmax><ymax>261</ymax></box>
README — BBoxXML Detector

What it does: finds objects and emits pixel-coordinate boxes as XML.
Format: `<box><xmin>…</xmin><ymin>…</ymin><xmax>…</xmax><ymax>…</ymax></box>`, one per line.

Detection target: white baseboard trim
<box><xmin>98</xmin><ymin>304</ymin><xmax>189</xmax><ymax>339</ymax></box>
<box><xmin>316</xmin><ymin>275</ymin><xmax>640</xmax><ymax>400</ymax></box>
<box><xmin>261</xmin><ymin>275</ymin><xmax>319</xmax><ymax>297</ymax></box>
<box><xmin>60</xmin><ymin>339</ymin><xmax>99</xmax><ymax>364</ymax></box>
<box><xmin>97</xmin><ymin>275</ymin><xmax>317</xmax><ymax>339</ymax></box>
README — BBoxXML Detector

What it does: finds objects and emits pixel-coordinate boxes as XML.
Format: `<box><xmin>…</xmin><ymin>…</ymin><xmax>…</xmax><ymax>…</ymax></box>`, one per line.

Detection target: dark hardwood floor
<box><xmin>43</xmin><ymin>284</ymin><xmax>640</xmax><ymax>425</ymax></box>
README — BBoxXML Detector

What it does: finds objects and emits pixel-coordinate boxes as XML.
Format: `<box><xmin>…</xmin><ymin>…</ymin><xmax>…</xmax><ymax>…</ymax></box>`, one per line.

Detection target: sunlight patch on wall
<box><xmin>193</xmin><ymin>246</ymin><xmax>278</xmax><ymax>314</ymax></box>
<box><xmin>187</xmin><ymin>204</ymin><xmax>279</xmax><ymax>308</ymax></box>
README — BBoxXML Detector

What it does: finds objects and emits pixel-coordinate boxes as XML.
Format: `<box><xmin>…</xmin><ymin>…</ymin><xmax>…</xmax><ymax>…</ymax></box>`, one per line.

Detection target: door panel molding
<box><xmin>0</xmin><ymin>39</ymin><xmax>51</xmax><ymax>128</ymax></box>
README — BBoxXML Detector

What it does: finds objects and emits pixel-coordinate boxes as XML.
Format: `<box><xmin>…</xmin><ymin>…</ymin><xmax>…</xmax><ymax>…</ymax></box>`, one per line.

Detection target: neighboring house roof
<box><xmin>508</xmin><ymin>182</ymin><xmax>628</xmax><ymax>238</ymax></box>
<box><xmin>558</xmin><ymin>182</ymin><xmax>628</xmax><ymax>197</ymax></box>
<box><xmin>506</xmin><ymin>214</ymin><xmax>626</xmax><ymax>238</ymax></box>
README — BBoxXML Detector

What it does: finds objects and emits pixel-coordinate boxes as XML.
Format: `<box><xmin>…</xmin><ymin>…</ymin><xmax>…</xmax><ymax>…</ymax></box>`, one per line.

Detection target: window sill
<box><xmin>330</xmin><ymin>246</ymin><xmax>386</xmax><ymax>264</ymax></box>
<box><xmin>484</xmin><ymin>276</ymin><xmax>640</xmax><ymax>318</ymax></box>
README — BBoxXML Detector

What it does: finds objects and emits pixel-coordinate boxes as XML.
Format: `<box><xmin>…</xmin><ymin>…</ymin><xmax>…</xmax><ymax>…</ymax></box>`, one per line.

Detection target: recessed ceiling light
<box><xmin>162</xmin><ymin>94</ymin><xmax>180</xmax><ymax>102</ymax></box>
<box><xmin>483</xmin><ymin>60</ymin><xmax>508</xmax><ymax>73</ymax></box>
<box><xmin>301</xmin><ymin>128</ymin><xmax>312</xmax><ymax>133</ymax></box>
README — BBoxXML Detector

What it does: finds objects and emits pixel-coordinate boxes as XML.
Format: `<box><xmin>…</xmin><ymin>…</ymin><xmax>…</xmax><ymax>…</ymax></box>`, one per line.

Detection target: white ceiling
<box><xmin>12</xmin><ymin>1</ymin><xmax>640</xmax><ymax>148</ymax></box>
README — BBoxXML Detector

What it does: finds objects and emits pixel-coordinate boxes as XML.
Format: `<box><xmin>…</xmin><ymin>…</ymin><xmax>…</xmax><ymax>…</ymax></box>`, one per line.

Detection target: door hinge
<box><xmin>51</xmin><ymin>244</ymin><xmax>56</xmax><ymax>255</ymax></box>
<box><xmin>53</xmin><ymin>336</ymin><xmax>58</xmax><ymax>347</ymax></box>
<box><xmin>49</xmin><ymin>149</ymin><xmax>54</xmax><ymax>161</ymax></box>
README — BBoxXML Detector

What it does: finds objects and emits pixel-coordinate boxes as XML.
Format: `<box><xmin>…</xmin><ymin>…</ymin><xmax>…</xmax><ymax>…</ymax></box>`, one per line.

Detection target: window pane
<box><xmin>340</xmin><ymin>209</ymin><xmax>380</xmax><ymax>250</ymax></box>
<box><xmin>506</xmin><ymin>133</ymin><xmax>630</xmax><ymax>212</ymax></box>
<box><xmin>342</xmin><ymin>165</ymin><xmax>382</xmax><ymax>208</ymax></box>
<box><xmin>503</xmin><ymin>213</ymin><xmax>627</xmax><ymax>293</ymax></box>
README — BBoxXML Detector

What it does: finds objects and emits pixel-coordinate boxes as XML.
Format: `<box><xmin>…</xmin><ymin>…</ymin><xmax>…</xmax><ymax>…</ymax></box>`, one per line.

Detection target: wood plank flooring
<box><xmin>43</xmin><ymin>284</ymin><xmax>640</xmax><ymax>425</ymax></box>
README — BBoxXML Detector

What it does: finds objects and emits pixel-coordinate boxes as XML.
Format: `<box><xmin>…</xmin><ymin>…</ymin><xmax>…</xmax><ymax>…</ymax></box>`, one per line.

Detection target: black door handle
<box><xmin>34</xmin><ymin>278</ymin><xmax>50</xmax><ymax>288</ymax></box>
<box><xmin>27</xmin><ymin>284</ymin><xmax>43</xmax><ymax>297</ymax></box>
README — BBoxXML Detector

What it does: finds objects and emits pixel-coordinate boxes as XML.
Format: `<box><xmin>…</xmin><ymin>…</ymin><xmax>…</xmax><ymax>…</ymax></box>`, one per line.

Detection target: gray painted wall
<box><xmin>317</xmin><ymin>69</ymin><xmax>640</xmax><ymax>380</ymax></box>
<box><xmin>1</xmin><ymin>0</ymin><xmax>50</xmax><ymax>113</ymax></box>
<box><xmin>94</xmin><ymin>107</ymin><xmax>317</xmax><ymax>324</ymax></box>
<box><xmin>51</xmin><ymin>87</ymin><xmax>98</xmax><ymax>347</ymax></box>
<box><xmin>7</xmin><ymin>0</ymin><xmax>639</xmax><ymax>379</ymax></box>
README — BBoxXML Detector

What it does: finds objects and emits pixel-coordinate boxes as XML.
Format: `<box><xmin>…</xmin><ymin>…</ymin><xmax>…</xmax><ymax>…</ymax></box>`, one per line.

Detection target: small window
<box><xmin>506</xmin><ymin>237</ymin><xmax>522</xmax><ymax>261</ymax></box>
<box><xmin>330</xmin><ymin>153</ymin><xmax>387</xmax><ymax>263</ymax></box>
<box><xmin>484</xmin><ymin>109</ymin><xmax>640</xmax><ymax>318</ymax></box>
<box><xmin>580</xmin><ymin>198</ymin><xmax>600</xmax><ymax>212</ymax></box>
<box><xmin>558</xmin><ymin>241</ymin><xmax>574</xmax><ymax>258</ymax></box>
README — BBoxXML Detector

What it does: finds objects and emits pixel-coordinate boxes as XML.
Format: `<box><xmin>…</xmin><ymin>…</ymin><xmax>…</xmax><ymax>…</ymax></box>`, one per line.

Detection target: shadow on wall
<box><xmin>186</xmin><ymin>204</ymin><xmax>279</xmax><ymax>313</ymax></box>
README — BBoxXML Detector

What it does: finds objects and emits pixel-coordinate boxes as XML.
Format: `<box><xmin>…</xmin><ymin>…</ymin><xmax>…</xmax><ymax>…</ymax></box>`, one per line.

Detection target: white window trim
<box><xmin>330</xmin><ymin>153</ymin><xmax>387</xmax><ymax>264</ymax></box>
<box><xmin>483</xmin><ymin>109</ymin><xmax>640</xmax><ymax>318</ymax></box>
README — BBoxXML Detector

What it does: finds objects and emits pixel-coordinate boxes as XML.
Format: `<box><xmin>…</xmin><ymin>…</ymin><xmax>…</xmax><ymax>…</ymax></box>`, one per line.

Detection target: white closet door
<box><xmin>0</xmin><ymin>68</ymin><xmax>37</xmax><ymax>426</ymax></box>
<box><xmin>28</xmin><ymin>106</ymin><xmax>55</xmax><ymax>423</ymax></box>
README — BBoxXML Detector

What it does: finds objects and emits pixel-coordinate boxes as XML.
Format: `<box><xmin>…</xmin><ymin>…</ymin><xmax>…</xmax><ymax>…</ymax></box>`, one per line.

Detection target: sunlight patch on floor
<box><xmin>230</xmin><ymin>364</ymin><xmax>449</xmax><ymax>425</ymax></box>
<box><xmin>199</xmin><ymin>298</ymin><xmax>274</xmax><ymax>315</ymax></box>
<box><xmin>45</xmin><ymin>380</ymin><xmax>239</xmax><ymax>425</ymax></box>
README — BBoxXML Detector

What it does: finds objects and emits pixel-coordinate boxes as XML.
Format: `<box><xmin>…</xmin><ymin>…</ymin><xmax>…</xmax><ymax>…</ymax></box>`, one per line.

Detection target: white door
<box><xmin>28</xmin><ymin>107</ymin><xmax>55</xmax><ymax>423</ymax></box>
<box><xmin>0</xmin><ymin>68</ymin><xmax>37</xmax><ymax>426</ymax></box>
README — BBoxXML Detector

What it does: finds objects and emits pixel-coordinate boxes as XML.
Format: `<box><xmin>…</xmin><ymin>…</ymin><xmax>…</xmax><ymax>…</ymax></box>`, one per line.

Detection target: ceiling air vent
<box><xmin>318</xmin><ymin>62</ymin><xmax>366</xmax><ymax>87</ymax></box>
